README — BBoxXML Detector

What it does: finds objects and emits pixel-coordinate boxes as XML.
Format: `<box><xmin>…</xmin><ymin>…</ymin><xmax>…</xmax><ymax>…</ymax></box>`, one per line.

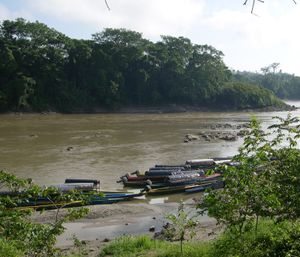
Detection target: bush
<box><xmin>0</xmin><ymin>238</ymin><xmax>24</xmax><ymax>257</ymax></box>
<box><xmin>217</xmin><ymin>82</ymin><xmax>284</xmax><ymax>109</ymax></box>
<box><xmin>212</xmin><ymin>219</ymin><xmax>300</xmax><ymax>257</ymax></box>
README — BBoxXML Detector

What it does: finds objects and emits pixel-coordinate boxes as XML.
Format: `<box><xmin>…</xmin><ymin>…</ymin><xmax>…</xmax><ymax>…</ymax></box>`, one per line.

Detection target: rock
<box><xmin>224</xmin><ymin>123</ymin><xmax>232</xmax><ymax>128</ymax></box>
<box><xmin>154</xmin><ymin>232</ymin><xmax>162</xmax><ymax>239</ymax></box>
<box><xmin>242</xmin><ymin>123</ymin><xmax>251</xmax><ymax>128</ymax></box>
<box><xmin>202</xmin><ymin>134</ymin><xmax>210</xmax><ymax>139</ymax></box>
<box><xmin>149</xmin><ymin>226</ymin><xmax>155</xmax><ymax>232</ymax></box>
<box><xmin>185</xmin><ymin>134</ymin><xmax>200</xmax><ymax>141</ymax></box>
<box><xmin>219</xmin><ymin>133</ymin><xmax>237</xmax><ymax>141</ymax></box>
<box><xmin>208</xmin><ymin>231</ymin><xmax>216</xmax><ymax>237</ymax></box>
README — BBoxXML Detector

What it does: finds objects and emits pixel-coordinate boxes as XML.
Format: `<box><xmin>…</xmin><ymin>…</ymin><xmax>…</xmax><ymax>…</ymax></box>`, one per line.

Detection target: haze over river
<box><xmin>1</xmin><ymin>101</ymin><xmax>300</xmax><ymax>193</ymax></box>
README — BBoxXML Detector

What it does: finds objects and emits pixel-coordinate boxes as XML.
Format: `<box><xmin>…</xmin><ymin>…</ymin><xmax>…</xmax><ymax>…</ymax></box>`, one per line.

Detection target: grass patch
<box><xmin>99</xmin><ymin>235</ymin><xmax>212</xmax><ymax>257</ymax></box>
<box><xmin>0</xmin><ymin>238</ymin><xmax>24</xmax><ymax>257</ymax></box>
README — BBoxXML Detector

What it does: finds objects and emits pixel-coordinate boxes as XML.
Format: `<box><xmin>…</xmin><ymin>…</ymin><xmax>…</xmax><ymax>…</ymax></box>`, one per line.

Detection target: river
<box><xmin>1</xmin><ymin>101</ymin><xmax>299</xmax><ymax>193</ymax></box>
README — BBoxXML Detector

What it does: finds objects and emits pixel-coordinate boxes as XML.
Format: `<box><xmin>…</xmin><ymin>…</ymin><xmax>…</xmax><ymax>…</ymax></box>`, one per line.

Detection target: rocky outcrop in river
<box><xmin>184</xmin><ymin>123</ymin><xmax>250</xmax><ymax>143</ymax></box>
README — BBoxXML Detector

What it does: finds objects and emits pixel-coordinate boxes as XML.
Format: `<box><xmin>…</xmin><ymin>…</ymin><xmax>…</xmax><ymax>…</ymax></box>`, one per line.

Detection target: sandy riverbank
<box><xmin>31</xmin><ymin>202</ymin><xmax>222</xmax><ymax>256</ymax></box>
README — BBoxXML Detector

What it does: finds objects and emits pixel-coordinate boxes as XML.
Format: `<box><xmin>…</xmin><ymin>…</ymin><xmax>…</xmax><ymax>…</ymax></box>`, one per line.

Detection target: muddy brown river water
<box><xmin>1</xmin><ymin>101</ymin><xmax>300</xmax><ymax>193</ymax></box>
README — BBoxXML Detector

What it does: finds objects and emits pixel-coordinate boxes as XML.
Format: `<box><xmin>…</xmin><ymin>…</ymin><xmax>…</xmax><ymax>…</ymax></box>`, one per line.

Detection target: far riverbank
<box><xmin>2</xmin><ymin>102</ymin><xmax>297</xmax><ymax>115</ymax></box>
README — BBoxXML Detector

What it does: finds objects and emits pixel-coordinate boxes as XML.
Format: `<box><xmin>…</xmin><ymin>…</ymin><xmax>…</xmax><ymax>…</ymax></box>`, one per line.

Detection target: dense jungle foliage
<box><xmin>0</xmin><ymin>18</ymin><xmax>290</xmax><ymax>112</ymax></box>
<box><xmin>233</xmin><ymin>62</ymin><xmax>300</xmax><ymax>99</ymax></box>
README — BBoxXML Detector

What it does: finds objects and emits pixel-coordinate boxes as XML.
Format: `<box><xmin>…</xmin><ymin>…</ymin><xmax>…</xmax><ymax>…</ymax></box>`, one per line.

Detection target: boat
<box><xmin>14</xmin><ymin>200</ymin><xmax>83</xmax><ymax>211</ymax></box>
<box><xmin>143</xmin><ymin>184</ymin><xmax>196</xmax><ymax>195</ymax></box>
<box><xmin>13</xmin><ymin>190</ymin><xmax>145</xmax><ymax>210</ymax></box>
<box><xmin>118</xmin><ymin>169</ymin><xmax>205</xmax><ymax>187</ymax></box>
<box><xmin>8</xmin><ymin>176</ymin><xmax>145</xmax><ymax>210</ymax></box>
<box><xmin>43</xmin><ymin>183</ymin><xmax>97</xmax><ymax>192</ymax></box>
<box><xmin>185</xmin><ymin>180</ymin><xmax>225</xmax><ymax>193</ymax></box>
<box><xmin>143</xmin><ymin>175</ymin><xmax>223</xmax><ymax>196</ymax></box>
<box><xmin>185</xmin><ymin>159</ymin><xmax>215</xmax><ymax>169</ymax></box>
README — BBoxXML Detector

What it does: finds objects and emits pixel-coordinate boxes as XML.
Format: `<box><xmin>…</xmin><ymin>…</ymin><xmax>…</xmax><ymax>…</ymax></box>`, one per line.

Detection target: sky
<box><xmin>0</xmin><ymin>0</ymin><xmax>299</xmax><ymax>75</ymax></box>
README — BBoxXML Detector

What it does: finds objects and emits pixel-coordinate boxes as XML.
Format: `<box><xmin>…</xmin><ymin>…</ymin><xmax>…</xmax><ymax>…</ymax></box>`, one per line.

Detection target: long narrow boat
<box><xmin>118</xmin><ymin>169</ymin><xmax>192</xmax><ymax>183</ymax></box>
<box><xmin>184</xmin><ymin>180</ymin><xmax>224</xmax><ymax>193</ymax></box>
<box><xmin>144</xmin><ymin>178</ymin><xmax>223</xmax><ymax>196</ymax></box>
<box><xmin>14</xmin><ymin>200</ymin><xmax>83</xmax><ymax>211</ymax></box>
<box><xmin>12</xmin><ymin>190</ymin><xmax>145</xmax><ymax>210</ymax></box>
<box><xmin>100</xmin><ymin>191</ymin><xmax>145</xmax><ymax>199</ymax></box>
<box><xmin>144</xmin><ymin>184</ymin><xmax>195</xmax><ymax>195</ymax></box>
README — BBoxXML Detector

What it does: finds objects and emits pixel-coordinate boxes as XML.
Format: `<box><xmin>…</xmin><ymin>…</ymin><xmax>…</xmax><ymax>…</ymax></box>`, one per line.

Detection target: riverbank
<box><xmin>2</xmin><ymin>102</ymin><xmax>297</xmax><ymax>115</ymax></box>
<box><xmin>30</xmin><ymin>202</ymin><xmax>222</xmax><ymax>256</ymax></box>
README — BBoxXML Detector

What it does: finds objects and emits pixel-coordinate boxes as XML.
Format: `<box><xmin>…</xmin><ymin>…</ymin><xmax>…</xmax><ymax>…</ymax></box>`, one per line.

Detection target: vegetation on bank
<box><xmin>233</xmin><ymin>63</ymin><xmax>300</xmax><ymax>100</ymax></box>
<box><xmin>0</xmin><ymin>171</ymin><xmax>90</xmax><ymax>257</ymax></box>
<box><xmin>99</xmin><ymin>235</ymin><xmax>211</xmax><ymax>257</ymax></box>
<box><xmin>0</xmin><ymin>18</ymin><xmax>293</xmax><ymax>113</ymax></box>
<box><xmin>217</xmin><ymin>82</ymin><xmax>285</xmax><ymax>109</ymax></box>
<box><xmin>99</xmin><ymin>219</ymin><xmax>300</xmax><ymax>257</ymax></box>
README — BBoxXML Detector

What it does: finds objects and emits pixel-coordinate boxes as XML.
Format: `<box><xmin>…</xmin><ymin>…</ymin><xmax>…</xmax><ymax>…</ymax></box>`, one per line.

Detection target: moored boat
<box><xmin>184</xmin><ymin>180</ymin><xmax>225</xmax><ymax>193</ymax></box>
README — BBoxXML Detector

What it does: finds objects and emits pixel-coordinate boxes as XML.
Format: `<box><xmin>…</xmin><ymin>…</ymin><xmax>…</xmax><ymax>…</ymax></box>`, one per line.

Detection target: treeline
<box><xmin>233</xmin><ymin>63</ymin><xmax>300</xmax><ymax>99</ymax></box>
<box><xmin>0</xmin><ymin>18</ymin><xmax>286</xmax><ymax>112</ymax></box>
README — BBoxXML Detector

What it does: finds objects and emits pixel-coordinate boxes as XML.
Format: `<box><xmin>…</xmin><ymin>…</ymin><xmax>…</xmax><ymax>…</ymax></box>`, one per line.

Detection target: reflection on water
<box><xmin>0</xmin><ymin>103</ymin><xmax>299</xmax><ymax>202</ymax></box>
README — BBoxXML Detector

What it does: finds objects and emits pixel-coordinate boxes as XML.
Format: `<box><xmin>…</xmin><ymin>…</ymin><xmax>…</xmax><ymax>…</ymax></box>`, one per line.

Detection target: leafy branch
<box><xmin>0</xmin><ymin>171</ymin><xmax>90</xmax><ymax>256</ymax></box>
<box><xmin>199</xmin><ymin>114</ymin><xmax>300</xmax><ymax>235</ymax></box>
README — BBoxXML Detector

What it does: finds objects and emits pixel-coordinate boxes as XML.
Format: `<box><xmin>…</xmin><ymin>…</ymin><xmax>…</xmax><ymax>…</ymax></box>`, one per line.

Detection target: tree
<box><xmin>165</xmin><ymin>201</ymin><xmax>197</xmax><ymax>255</ymax></box>
<box><xmin>0</xmin><ymin>18</ymin><xmax>286</xmax><ymax>112</ymax></box>
<box><xmin>199</xmin><ymin>114</ymin><xmax>300</xmax><ymax>234</ymax></box>
<box><xmin>0</xmin><ymin>170</ymin><xmax>90</xmax><ymax>256</ymax></box>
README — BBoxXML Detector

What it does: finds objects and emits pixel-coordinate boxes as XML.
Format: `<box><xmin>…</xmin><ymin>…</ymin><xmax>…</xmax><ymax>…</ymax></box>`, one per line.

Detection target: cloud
<box><xmin>202</xmin><ymin>1</ymin><xmax>300</xmax><ymax>74</ymax></box>
<box><xmin>0</xmin><ymin>3</ymin><xmax>10</xmax><ymax>20</ymax></box>
<box><xmin>0</xmin><ymin>3</ymin><xmax>32</xmax><ymax>21</ymax></box>
<box><xmin>27</xmin><ymin>0</ymin><xmax>205</xmax><ymax>39</ymax></box>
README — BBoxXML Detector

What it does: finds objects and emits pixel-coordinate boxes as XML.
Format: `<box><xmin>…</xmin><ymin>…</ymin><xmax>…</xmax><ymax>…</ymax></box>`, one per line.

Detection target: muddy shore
<box><xmin>31</xmin><ymin>201</ymin><xmax>222</xmax><ymax>256</ymax></box>
<box><xmin>3</xmin><ymin>102</ymin><xmax>297</xmax><ymax>116</ymax></box>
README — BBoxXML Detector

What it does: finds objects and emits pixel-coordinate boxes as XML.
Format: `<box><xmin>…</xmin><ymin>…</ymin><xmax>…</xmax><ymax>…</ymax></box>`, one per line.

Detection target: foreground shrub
<box><xmin>0</xmin><ymin>170</ymin><xmax>89</xmax><ymax>257</ymax></box>
<box><xmin>0</xmin><ymin>238</ymin><xmax>24</xmax><ymax>257</ymax></box>
<box><xmin>212</xmin><ymin>219</ymin><xmax>300</xmax><ymax>257</ymax></box>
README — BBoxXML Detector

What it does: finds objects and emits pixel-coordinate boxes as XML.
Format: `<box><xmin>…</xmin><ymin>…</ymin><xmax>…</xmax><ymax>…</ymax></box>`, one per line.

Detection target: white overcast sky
<box><xmin>0</xmin><ymin>0</ymin><xmax>299</xmax><ymax>75</ymax></box>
